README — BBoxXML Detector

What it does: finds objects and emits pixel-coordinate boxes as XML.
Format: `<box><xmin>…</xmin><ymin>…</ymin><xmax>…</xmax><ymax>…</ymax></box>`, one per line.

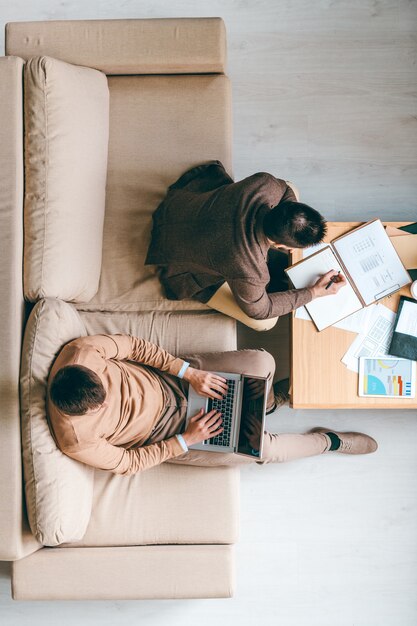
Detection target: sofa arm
<box><xmin>0</xmin><ymin>56</ymin><xmax>42</xmax><ymax>561</ymax></box>
<box><xmin>5</xmin><ymin>18</ymin><xmax>227</xmax><ymax>75</ymax></box>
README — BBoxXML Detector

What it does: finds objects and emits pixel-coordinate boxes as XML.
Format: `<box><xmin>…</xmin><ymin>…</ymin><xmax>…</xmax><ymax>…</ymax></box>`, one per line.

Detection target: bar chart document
<box><xmin>332</xmin><ymin>220</ymin><xmax>410</xmax><ymax>305</ymax></box>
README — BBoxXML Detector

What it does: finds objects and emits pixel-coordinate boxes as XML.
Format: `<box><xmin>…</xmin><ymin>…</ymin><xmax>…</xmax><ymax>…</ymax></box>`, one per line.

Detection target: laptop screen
<box><xmin>237</xmin><ymin>376</ymin><xmax>266</xmax><ymax>458</ymax></box>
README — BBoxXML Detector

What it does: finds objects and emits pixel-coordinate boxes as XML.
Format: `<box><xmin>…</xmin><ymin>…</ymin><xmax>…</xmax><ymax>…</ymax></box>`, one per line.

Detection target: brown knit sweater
<box><xmin>145</xmin><ymin>161</ymin><xmax>312</xmax><ymax>320</ymax></box>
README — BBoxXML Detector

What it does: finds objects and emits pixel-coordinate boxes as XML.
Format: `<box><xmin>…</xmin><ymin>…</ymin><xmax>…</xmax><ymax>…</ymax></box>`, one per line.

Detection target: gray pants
<box><xmin>149</xmin><ymin>349</ymin><xmax>329</xmax><ymax>467</ymax></box>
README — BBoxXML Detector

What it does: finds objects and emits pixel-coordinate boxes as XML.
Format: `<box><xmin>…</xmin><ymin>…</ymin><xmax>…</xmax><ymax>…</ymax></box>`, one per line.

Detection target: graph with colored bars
<box><xmin>363</xmin><ymin>358</ymin><xmax>413</xmax><ymax>397</ymax></box>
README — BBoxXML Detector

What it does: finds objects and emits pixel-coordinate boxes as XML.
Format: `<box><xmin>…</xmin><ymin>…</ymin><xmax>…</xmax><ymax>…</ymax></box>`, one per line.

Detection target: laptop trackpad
<box><xmin>186</xmin><ymin>388</ymin><xmax>208</xmax><ymax>420</ymax></box>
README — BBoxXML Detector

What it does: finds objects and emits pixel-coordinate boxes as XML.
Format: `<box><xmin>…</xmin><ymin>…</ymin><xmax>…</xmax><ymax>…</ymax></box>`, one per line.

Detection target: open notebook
<box><xmin>286</xmin><ymin>219</ymin><xmax>411</xmax><ymax>331</ymax></box>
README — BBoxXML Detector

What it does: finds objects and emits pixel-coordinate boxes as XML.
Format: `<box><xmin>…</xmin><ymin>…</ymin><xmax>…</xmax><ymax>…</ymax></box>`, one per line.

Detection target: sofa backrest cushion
<box><xmin>0</xmin><ymin>56</ymin><xmax>42</xmax><ymax>560</ymax></box>
<box><xmin>6</xmin><ymin>18</ymin><xmax>227</xmax><ymax>75</ymax></box>
<box><xmin>23</xmin><ymin>56</ymin><xmax>109</xmax><ymax>303</ymax></box>
<box><xmin>20</xmin><ymin>298</ymin><xmax>94</xmax><ymax>546</ymax></box>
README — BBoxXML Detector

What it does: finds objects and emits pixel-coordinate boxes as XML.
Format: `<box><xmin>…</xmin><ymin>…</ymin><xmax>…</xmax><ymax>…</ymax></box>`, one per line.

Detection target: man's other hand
<box><xmin>182</xmin><ymin>409</ymin><xmax>223</xmax><ymax>446</ymax></box>
<box><xmin>309</xmin><ymin>269</ymin><xmax>347</xmax><ymax>298</ymax></box>
<box><xmin>183</xmin><ymin>367</ymin><xmax>228</xmax><ymax>400</ymax></box>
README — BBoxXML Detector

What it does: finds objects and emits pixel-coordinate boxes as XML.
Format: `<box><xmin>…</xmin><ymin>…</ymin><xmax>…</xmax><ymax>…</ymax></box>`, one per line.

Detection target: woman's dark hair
<box><xmin>49</xmin><ymin>365</ymin><xmax>106</xmax><ymax>415</ymax></box>
<box><xmin>263</xmin><ymin>200</ymin><xmax>327</xmax><ymax>247</ymax></box>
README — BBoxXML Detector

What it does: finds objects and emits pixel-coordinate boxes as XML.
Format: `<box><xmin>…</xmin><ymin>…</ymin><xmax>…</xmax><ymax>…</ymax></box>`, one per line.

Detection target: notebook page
<box><xmin>332</xmin><ymin>220</ymin><xmax>410</xmax><ymax>305</ymax></box>
<box><xmin>287</xmin><ymin>247</ymin><xmax>362</xmax><ymax>331</ymax></box>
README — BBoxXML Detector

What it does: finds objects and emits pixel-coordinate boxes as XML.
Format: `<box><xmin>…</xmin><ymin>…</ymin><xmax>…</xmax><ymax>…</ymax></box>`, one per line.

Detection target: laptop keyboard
<box><xmin>206</xmin><ymin>379</ymin><xmax>236</xmax><ymax>447</ymax></box>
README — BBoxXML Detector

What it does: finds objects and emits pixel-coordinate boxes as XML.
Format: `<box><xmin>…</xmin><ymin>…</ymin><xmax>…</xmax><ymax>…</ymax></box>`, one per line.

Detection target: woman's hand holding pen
<box><xmin>309</xmin><ymin>269</ymin><xmax>347</xmax><ymax>298</ymax></box>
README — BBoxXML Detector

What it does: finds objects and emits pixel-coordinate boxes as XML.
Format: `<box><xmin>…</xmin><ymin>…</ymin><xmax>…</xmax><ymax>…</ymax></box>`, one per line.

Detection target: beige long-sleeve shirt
<box><xmin>47</xmin><ymin>335</ymin><xmax>187</xmax><ymax>475</ymax></box>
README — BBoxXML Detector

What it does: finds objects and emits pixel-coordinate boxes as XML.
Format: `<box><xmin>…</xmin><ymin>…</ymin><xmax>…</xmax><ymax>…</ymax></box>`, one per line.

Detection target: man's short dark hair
<box><xmin>263</xmin><ymin>200</ymin><xmax>327</xmax><ymax>247</ymax></box>
<box><xmin>49</xmin><ymin>365</ymin><xmax>106</xmax><ymax>415</ymax></box>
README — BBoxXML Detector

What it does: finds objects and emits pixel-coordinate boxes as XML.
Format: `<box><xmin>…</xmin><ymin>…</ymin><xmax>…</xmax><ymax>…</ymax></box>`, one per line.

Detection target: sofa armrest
<box><xmin>0</xmin><ymin>56</ymin><xmax>41</xmax><ymax>560</ymax></box>
<box><xmin>5</xmin><ymin>18</ymin><xmax>227</xmax><ymax>75</ymax></box>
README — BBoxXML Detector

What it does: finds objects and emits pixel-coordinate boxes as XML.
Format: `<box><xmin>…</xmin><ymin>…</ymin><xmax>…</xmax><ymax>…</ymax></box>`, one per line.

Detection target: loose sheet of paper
<box><xmin>287</xmin><ymin>246</ymin><xmax>362</xmax><ymax>331</ymax></box>
<box><xmin>295</xmin><ymin>303</ymin><xmax>376</xmax><ymax>333</ymax></box>
<box><xmin>332</xmin><ymin>220</ymin><xmax>410</xmax><ymax>305</ymax></box>
<box><xmin>302</xmin><ymin>242</ymin><xmax>327</xmax><ymax>259</ymax></box>
<box><xmin>396</xmin><ymin>300</ymin><xmax>417</xmax><ymax>336</ymax></box>
<box><xmin>295</xmin><ymin>306</ymin><xmax>313</xmax><ymax>321</ymax></box>
<box><xmin>341</xmin><ymin>304</ymin><xmax>396</xmax><ymax>372</ymax></box>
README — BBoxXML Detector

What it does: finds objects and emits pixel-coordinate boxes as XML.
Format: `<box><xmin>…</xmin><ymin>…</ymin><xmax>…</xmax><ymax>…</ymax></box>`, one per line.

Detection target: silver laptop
<box><xmin>185</xmin><ymin>372</ymin><xmax>268</xmax><ymax>459</ymax></box>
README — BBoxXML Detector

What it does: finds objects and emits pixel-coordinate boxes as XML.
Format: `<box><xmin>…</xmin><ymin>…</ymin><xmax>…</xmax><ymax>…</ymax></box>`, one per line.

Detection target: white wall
<box><xmin>1</xmin><ymin>1</ymin><xmax>416</xmax><ymax>625</ymax></box>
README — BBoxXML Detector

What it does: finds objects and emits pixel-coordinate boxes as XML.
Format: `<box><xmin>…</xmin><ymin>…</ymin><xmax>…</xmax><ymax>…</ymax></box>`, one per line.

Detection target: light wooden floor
<box><xmin>1</xmin><ymin>1</ymin><xmax>416</xmax><ymax>625</ymax></box>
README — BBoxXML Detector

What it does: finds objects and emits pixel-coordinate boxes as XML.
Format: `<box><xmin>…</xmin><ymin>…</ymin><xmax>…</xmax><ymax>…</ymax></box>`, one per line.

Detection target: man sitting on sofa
<box><xmin>145</xmin><ymin>161</ymin><xmax>347</xmax><ymax>330</ymax></box>
<box><xmin>47</xmin><ymin>334</ymin><xmax>377</xmax><ymax>476</ymax></box>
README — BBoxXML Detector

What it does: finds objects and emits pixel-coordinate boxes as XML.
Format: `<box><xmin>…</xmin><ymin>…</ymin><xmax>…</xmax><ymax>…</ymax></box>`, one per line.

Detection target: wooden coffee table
<box><xmin>290</xmin><ymin>221</ymin><xmax>417</xmax><ymax>409</ymax></box>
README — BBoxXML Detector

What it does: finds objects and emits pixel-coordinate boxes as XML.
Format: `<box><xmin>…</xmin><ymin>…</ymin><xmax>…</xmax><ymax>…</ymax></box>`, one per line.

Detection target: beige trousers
<box><xmin>207</xmin><ymin>180</ymin><xmax>300</xmax><ymax>331</ymax></box>
<box><xmin>207</xmin><ymin>283</ymin><xmax>279</xmax><ymax>332</ymax></box>
<box><xmin>164</xmin><ymin>349</ymin><xmax>329</xmax><ymax>468</ymax></box>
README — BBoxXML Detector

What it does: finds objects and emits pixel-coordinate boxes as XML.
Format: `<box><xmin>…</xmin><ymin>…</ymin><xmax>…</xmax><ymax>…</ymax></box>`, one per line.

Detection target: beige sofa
<box><xmin>0</xmin><ymin>18</ymin><xmax>241</xmax><ymax>600</ymax></box>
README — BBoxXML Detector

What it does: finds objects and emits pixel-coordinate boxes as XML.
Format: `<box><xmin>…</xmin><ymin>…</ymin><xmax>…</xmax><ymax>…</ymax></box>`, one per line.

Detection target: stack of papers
<box><xmin>295</xmin><ymin>238</ymin><xmax>402</xmax><ymax>372</ymax></box>
<box><xmin>296</xmin><ymin>302</ymin><xmax>395</xmax><ymax>372</ymax></box>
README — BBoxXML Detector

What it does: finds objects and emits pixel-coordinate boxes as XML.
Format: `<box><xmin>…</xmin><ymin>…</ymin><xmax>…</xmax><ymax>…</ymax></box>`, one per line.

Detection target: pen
<box><xmin>325</xmin><ymin>271</ymin><xmax>340</xmax><ymax>290</ymax></box>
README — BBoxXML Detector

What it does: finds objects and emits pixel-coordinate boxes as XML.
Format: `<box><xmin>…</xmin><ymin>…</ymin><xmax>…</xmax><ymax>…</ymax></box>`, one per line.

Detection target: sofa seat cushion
<box><xmin>21</xmin><ymin>303</ymin><xmax>236</xmax><ymax>547</ymax></box>
<box><xmin>78</xmin><ymin>74</ymin><xmax>232</xmax><ymax>313</ymax></box>
<box><xmin>20</xmin><ymin>298</ymin><xmax>94</xmax><ymax>546</ymax></box>
<box><xmin>63</xmin><ymin>309</ymin><xmax>239</xmax><ymax>546</ymax></box>
<box><xmin>24</xmin><ymin>56</ymin><xmax>109</xmax><ymax>303</ymax></box>
<box><xmin>61</xmin><ymin>463</ymin><xmax>239</xmax><ymax>547</ymax></box>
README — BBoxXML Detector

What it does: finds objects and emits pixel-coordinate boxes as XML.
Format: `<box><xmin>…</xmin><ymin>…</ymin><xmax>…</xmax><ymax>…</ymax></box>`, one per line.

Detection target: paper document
<box><xmin>359</xmin><ymin>357</ymin><xmax>416</xmax><ymax>398</ymax></box>
<box><xmin>334</xmin><ymin>305</ymin><xmax>375</xmax><ymax>333</ymax></box>
<box><xmin>302</xmin><ymin>242</ymin><xmax>327</xmax><ymax>259</ymax></box>
<box><xmin>287</xmin><ymin>247</ymin><xmax>362</xmax><ymax>331</ymax></box>
<box><xmin>296</xmin><ymin>303</ymin><xmax>375</xmax><ymax>334</ymax></box>
<box><xmin>341</xmin><ymin>304</ymin><xmax>396</xmax><ymax>372</ymax></box>
<box><xmin>295</xmin><ymin>306</ymin><xmax>312</xmax><ymax>321</ymax></box>
<box><xmin>396</xmin><ymin>300</ymin><xmax>417</xmax><ymax>336</ymax></box>
<box><xmin>332</xmin><ymin>220</ymin><xmax>410</xmax><ymax>306</ymax></box>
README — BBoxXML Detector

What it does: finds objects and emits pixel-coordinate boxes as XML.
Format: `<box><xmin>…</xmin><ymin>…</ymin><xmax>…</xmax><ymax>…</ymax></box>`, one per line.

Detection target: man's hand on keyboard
<box><xmin>182</xmin><ymin>408</ymin><xmax>223</xmax><ymax>446</ymax></box>
<box><xmin>183</xmin><ymin>367</ymin><xmax>228</xmax><ymax>400</ymax></box>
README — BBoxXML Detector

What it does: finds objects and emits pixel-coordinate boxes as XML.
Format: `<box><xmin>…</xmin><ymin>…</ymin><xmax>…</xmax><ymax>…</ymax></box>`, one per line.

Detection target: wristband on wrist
<box><xmin>177</xmin><ymin>361</ymin><xmax>190</xmax><ymax>379</ymax></box>
<box><xmin>175</xmin><ymin>434</ymin><xmax>188</xmax><ymax>452</ymax></box>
